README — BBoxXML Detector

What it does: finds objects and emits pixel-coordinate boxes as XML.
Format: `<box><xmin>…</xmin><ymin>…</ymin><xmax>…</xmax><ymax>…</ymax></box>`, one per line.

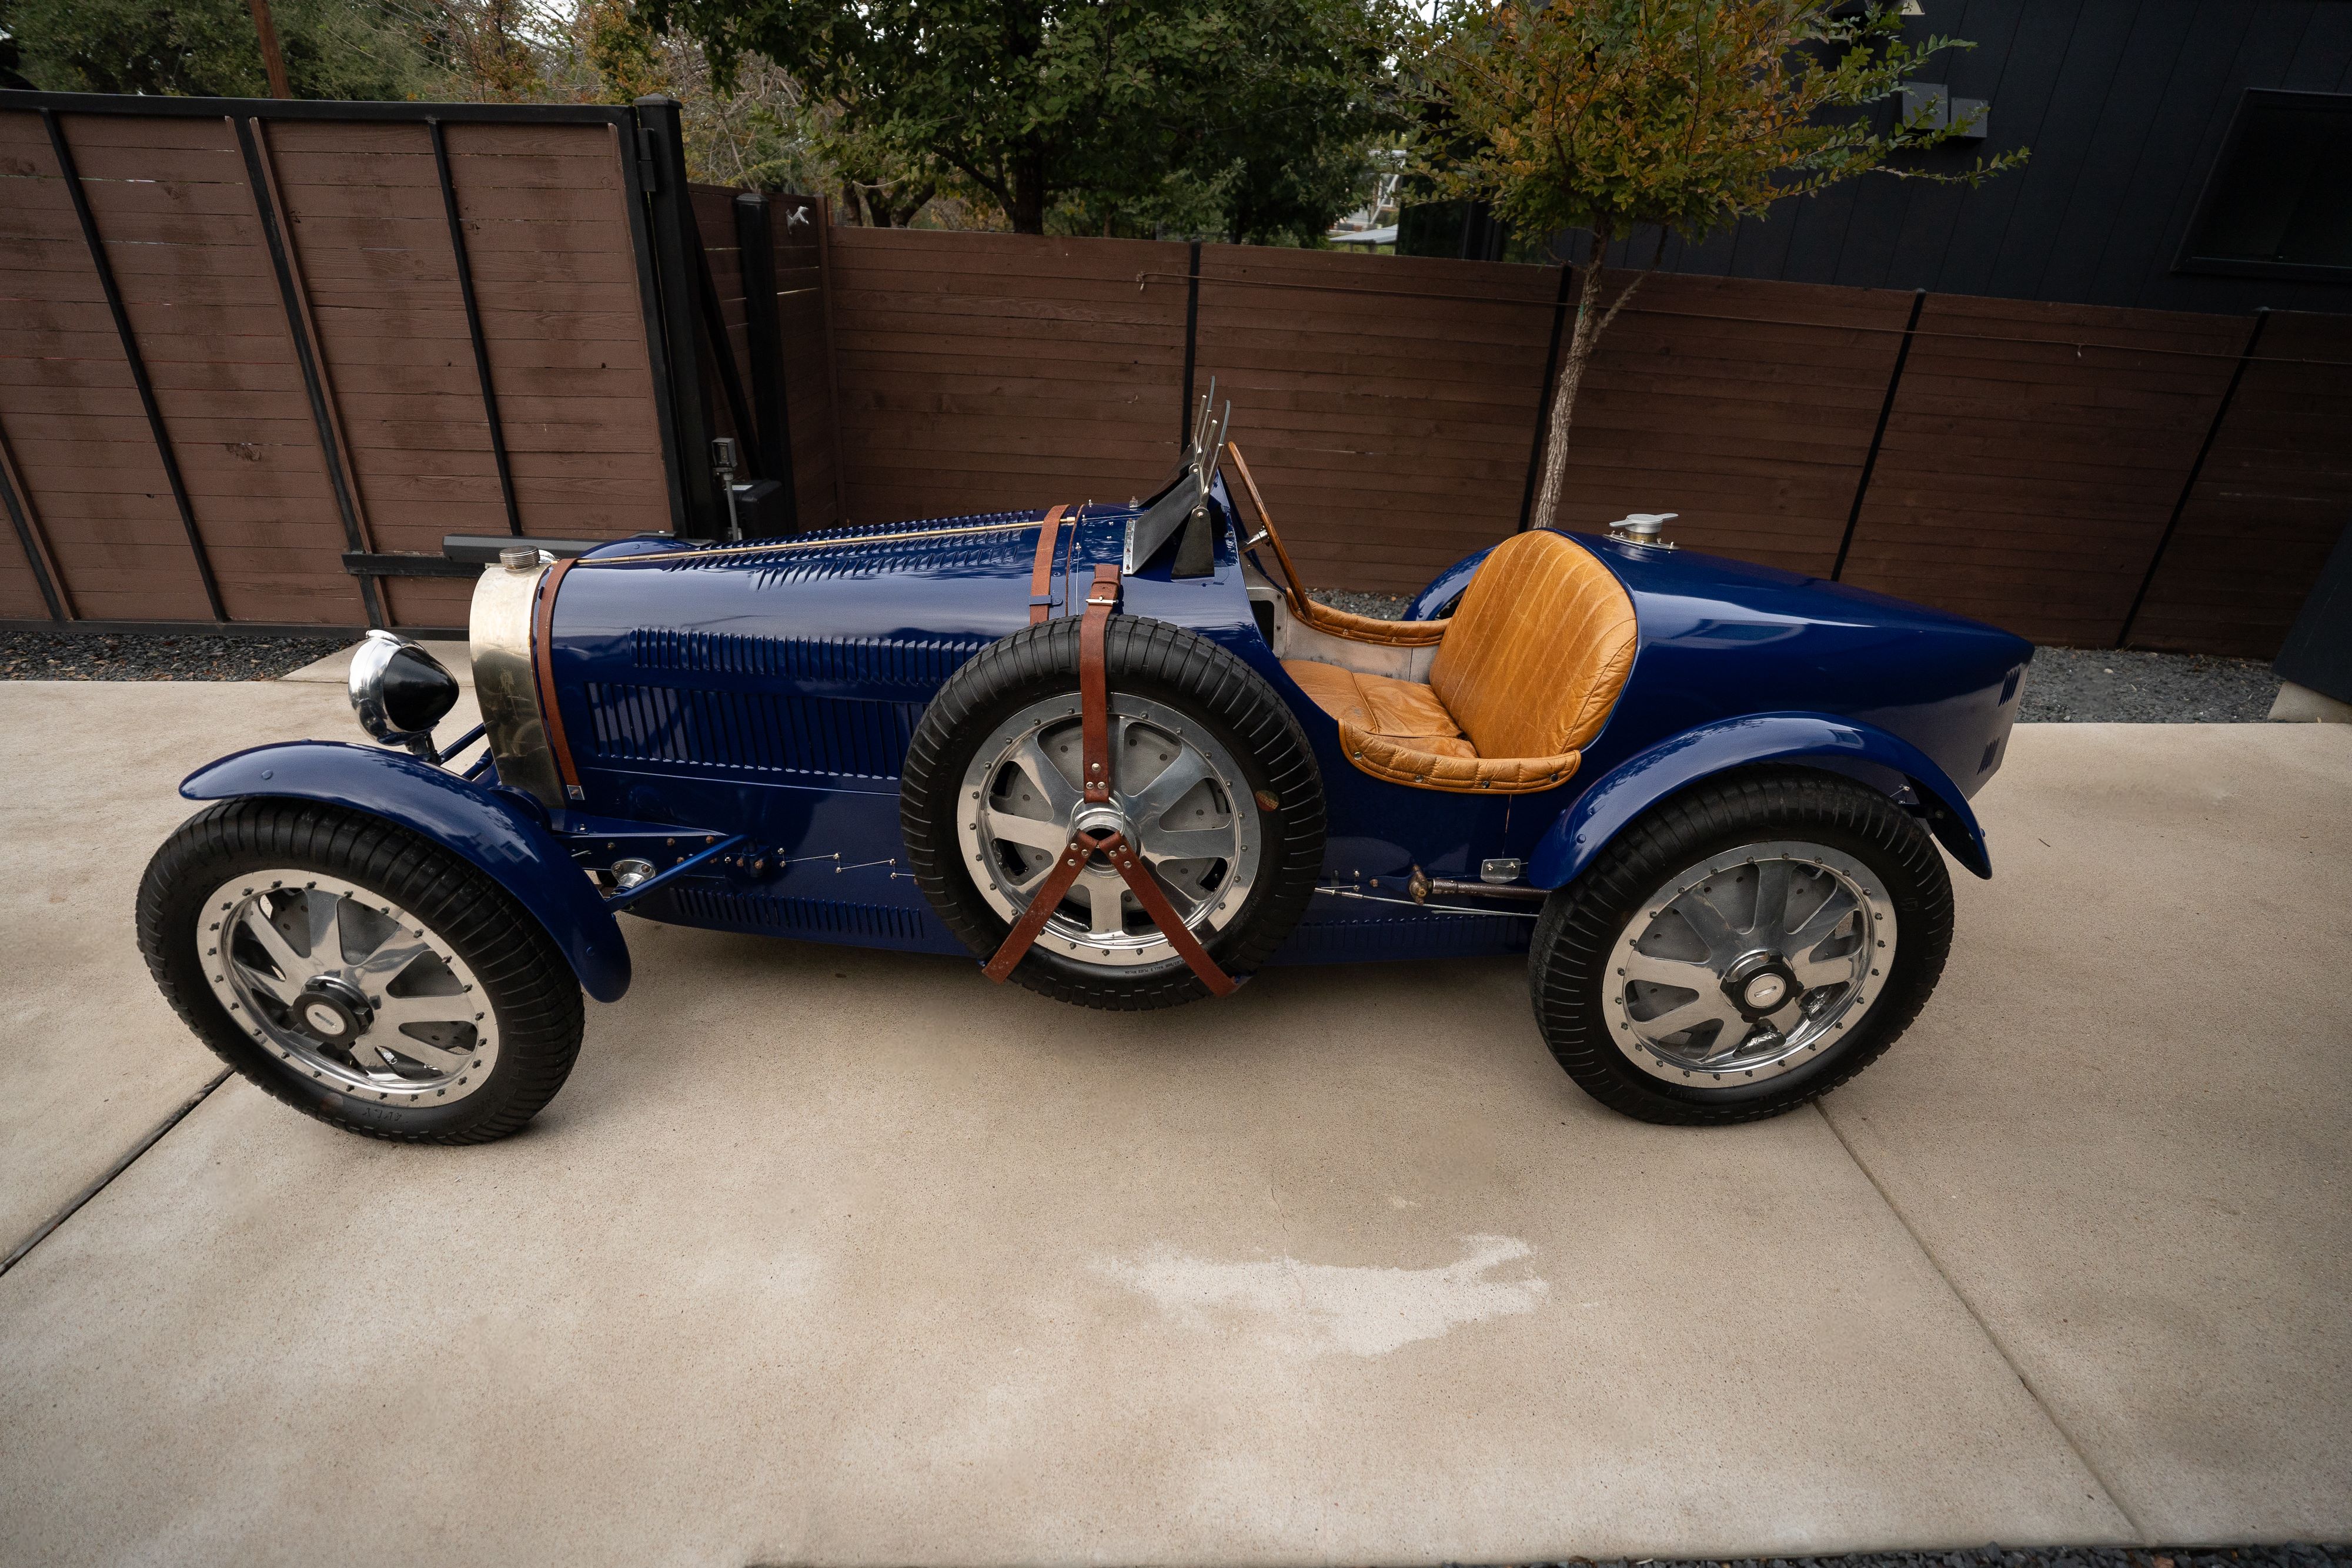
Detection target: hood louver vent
<box><xmin>630</xmin><ymin>628</ymin><xmax>985</xmax><ymax>692</ymax></box>
<box><xmin>584</xmin><ymin>683</ymin><xmax>923</xmax><ymax>779</ymax></box>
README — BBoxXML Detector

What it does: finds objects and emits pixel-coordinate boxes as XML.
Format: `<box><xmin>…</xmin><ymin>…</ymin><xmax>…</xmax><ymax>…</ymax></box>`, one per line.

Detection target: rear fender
<box><xmin>1528</xmin><ymin>712</ymin><xmax>1992</xmax><ymax>888</ymax></box>
<box><xmin>179</xmin><ymin>741</ymin><xmax>631</xmax><ymax>1002</ymax></box>
<box><xmin>1403</xmin><ymin>544</ymin><xmax>1498</xmax><ymax>621</ymax></box>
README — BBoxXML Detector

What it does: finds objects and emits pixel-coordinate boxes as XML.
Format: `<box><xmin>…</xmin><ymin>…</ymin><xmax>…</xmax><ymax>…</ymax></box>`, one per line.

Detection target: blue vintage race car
<box><xmin>138</xmin><ymin>400</ymin><xmax>2031</xmax><ymax>1142</ymax></box>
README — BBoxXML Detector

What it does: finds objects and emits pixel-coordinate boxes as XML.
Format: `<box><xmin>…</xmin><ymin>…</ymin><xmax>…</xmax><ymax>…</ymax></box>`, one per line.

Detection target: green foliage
<box><xmin>1412</xmin><ymin>0</ymin><xmax>2027</xmax><ymax>245</ymax></box>
<box><xmin>1408</xmin><ymin>0</ymin><xmax>2029</xmax><ymax>534</ymax></box>
<box><xmin>2</xmin><ymin>0</ymin><xmax>430</xmax><ymax>99</ymax></box>
<box><xmin>639</xmin><ymin>0</ymin><xmax>1404</xmax><ymax>238</ymax></box>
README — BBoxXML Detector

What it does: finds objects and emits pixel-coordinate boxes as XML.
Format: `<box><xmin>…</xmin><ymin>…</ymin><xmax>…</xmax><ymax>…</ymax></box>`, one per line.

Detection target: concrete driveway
<box><xmin>1</xmin><ymin>675</ymin><xmax>2345</xmax><ymax>1566</ymax></box>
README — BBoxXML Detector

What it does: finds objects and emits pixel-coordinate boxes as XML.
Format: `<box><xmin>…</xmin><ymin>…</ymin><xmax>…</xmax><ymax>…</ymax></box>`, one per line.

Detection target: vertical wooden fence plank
<box><xmin>42</xmin><ymin>108</ymin><xmax>229</xmax><ymax>622</ymax></box>
<box><xmin>237</xmin><ymin>113</ymin><xmax>383</xmax><ymax>628</ymax></box>
<box><xmin>430</xmin><ymin>118</ymin><xmax>522</xmax><ymax>537</ymax></box>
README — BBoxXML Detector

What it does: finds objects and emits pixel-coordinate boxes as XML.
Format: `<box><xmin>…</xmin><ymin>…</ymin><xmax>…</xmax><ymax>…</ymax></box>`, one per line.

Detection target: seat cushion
<box><xmin>1282</xmin><ymin>660</ymin><xmax>1566</xmax><ymax>790</ymax></box>
<box><xmin>1282</xmin><ymin>660</ymin><xmax>1465</xmax><ymax>748</ymax></box>
<box><xmin>1429</xmin><ymin>530</ymin><xmax>1638</xmax><ymax>760</ymax></box>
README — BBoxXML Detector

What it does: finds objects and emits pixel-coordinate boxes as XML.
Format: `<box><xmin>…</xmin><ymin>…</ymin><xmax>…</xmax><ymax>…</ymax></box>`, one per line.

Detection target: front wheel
<box><xmin>137</xmin><ymin>798</ymin><xmax>585</xmax><ymax>1143</ymax></box>
<box><xmin>1529</xmin><ymin>767</ymin><xmax>1954</xmax><ymax>1125</ymax></box>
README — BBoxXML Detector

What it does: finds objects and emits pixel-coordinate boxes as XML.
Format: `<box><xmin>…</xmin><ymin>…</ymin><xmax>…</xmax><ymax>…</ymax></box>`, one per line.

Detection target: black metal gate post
<box><xmin>733</xmin><ymin>193</ymin><xmax>801</xmax><ymax>532</ymax></box>
<box><xmin>634</xmin><ymin>96</ymin><xmax>726</xmax><ymax>541</ymax></box>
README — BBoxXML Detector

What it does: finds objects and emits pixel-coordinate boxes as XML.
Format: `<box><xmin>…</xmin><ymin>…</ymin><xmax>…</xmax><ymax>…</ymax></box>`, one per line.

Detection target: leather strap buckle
<box><xmin>982</xmin><ymin>561</ymin><xmax>1237</xmax><ymax>998</ymax></box>
<box><xmin>1027</xmin><ymin>504</ymin><xmax>1069</xmax><ymax>626</ymax></box>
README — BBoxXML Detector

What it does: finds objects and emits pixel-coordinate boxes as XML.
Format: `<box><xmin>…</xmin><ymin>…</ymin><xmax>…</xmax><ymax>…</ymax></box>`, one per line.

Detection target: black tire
<box><xmin>137</xmin><ymin>798</ymin><xmax>585</xmax><ymax>1144</ymax></box>
<box><xmin>902</xmin><ymin>615</ymin><xmax>1325</xmax><ymax>1009</ymax></box>
<box><xmin>1529</xmin><ymin>766</ymin><xmax>1953</xmax><ymax>1125</ymax></box>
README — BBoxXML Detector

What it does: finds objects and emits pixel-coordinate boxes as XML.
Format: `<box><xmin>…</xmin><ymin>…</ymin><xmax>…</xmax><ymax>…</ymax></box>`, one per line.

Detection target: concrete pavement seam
<box><xmin>0</xmin><ymin>1067</ymin><xmax>232</xmax><ymax>1279</ymax></box>
<box><xmin>1811</xmin><ymin>1101</ymin><xmax>2150</xmax><ymax>1543</ymax></box>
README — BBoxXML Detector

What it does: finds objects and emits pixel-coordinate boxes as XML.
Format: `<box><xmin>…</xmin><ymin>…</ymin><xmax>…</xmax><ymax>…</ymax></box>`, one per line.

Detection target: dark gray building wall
<box><xmin>1534</xmin><ymin>0</ymin><xmax>2352</xmax><ymax>314</ymax></box>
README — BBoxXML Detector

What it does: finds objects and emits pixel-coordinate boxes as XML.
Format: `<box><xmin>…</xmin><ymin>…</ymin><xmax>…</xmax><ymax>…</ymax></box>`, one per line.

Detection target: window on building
<box><xmin>2179</xmin><ymin>90</ymin><xmax>2352</xmax><ymax>282</ymax></box>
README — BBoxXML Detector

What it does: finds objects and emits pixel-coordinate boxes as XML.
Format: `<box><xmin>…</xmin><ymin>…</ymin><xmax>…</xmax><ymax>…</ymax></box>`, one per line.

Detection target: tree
<box><xmin>4</xmin><ymin>0</ymin><xmax>430</xmax><ymax>98</ymax></box>
<box><xmin>1415</xmin><ymin>0</ymin><xmax>2026</xmax><ymax>534</ymax></box>
<box><xmin>639</xmin><ymin>0</ymin><xmax>1401</xmax><ymax>239</ymax></box>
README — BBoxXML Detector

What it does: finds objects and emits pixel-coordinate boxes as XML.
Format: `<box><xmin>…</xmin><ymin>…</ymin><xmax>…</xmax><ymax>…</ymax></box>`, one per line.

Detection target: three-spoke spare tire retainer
<box><xmin>901</xmin><ymin>563</ymin><xmax>1328</xmax><ymax>1010</ymax></box>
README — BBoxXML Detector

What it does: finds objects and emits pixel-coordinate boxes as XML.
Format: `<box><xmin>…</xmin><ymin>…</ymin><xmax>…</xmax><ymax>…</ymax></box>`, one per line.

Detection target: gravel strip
<box><xmin>1304</xmin><ymin>592</ymin><xmax>2284</xmax><ymax>724</ymax></box>
<box><xmin>1311</xmin><ymin>589</ymin><xmax>1415</xmax><ymax>620</ymax></box>
<box><xmin>1</xmin><ymin>630</ymin><xmax>348</xmax><ymax>681</ymax></box>
<box><xmin>2018</xmin><ymin>646</ymin><xmax>2279</xmax><ymax>723</ymax></box>
<box><xmin>1534</xmin><ymin>1546</ymin><xmax>2348</xmax><ymax>1568</ymax></box>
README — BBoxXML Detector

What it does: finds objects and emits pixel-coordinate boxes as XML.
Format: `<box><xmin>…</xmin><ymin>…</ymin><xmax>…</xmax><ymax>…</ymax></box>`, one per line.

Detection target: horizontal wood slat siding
<box><xmin>827</xmin><ymin>229</ymin><xmax>1190</xmax><ymax>524</ymax></box>
<box><xmin>0</xmin><ymin>105</ymin><xmax>664</xmax><ymax>630</ymax></box>
<box><xmin>1839</xmin><ymin>295</ymin><xmax>2249</xmax><ymax>647</ymax></box>
<box><xmin>1560</xmin><ymin>275</ymin><xmax>1915</xmax><ymax>576</ymax></box>
<box><xmin>2131</xmin><ymin>311</ymin><xmax>2352</xmax><ymax>657</ymax></box>
<box><xmin>6</xmin><ymin>125</ymin><xmax>2341</xmax><ymax>659</ymax></box>
<box><xmin>1192</xmin><ymin>245</ymin><xmax>1556</xmax><ymax>593</ymax></box>
<box><xmin>0</xmin><ymin>109</ymin><xmax>216</xmax><ymax>621</ymax></box>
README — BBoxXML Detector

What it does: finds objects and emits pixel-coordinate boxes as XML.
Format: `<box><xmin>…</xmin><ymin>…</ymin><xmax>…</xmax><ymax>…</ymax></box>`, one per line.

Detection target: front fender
<box><xmin>1528</xmin><ymin>712</ymin><xmax>1993</xmax><ymax>889</ymax></box>
<box><xmin>180</xmin><ymin>741</ymin><xmax>632</xmax><ymax>1002</ymax></box>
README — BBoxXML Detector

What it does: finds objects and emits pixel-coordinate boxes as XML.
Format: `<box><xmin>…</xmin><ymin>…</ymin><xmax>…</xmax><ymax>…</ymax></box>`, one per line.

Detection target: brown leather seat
<box><xmin>1281</xmin><ymin>530</ymin><xmax>1638</xmax><ymax>793</ymax></box>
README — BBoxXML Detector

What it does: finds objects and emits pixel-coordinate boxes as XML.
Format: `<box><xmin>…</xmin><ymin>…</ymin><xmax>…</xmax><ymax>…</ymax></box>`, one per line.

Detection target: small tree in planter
<box><xmin>1416</xmin><ymin>0</ymin><xmax>2025</xmax><ymax>533</ymax></box>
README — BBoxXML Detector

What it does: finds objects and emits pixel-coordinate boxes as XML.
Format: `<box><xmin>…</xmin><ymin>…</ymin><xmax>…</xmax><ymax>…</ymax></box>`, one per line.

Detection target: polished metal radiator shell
<box><xmin>468</xmin><ymin>557</ymin><xmax>567</xmax><ymax>810</ymax></box>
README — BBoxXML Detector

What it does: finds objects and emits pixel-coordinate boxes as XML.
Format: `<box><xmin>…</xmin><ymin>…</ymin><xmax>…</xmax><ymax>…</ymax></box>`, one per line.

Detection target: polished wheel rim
<box><xmin>956</xmin><ymin>694</ymin><xmax>1260</xmax><ymax>967</ymax></box>
<box><xmin>1603</xmin><ymin>841</ymin><xmax>1895</xmax><ymax>1085</ymax></box>
<box><xmin>200</xmin><ymin>871</ymin><xmax>499</xmax><ymax>1105</ymax></box>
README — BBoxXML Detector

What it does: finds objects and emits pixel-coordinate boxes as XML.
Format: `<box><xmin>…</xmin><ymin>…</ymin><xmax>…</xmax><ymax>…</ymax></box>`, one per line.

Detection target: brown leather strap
<box><xmin>1028</xmin><ymin>504</ymin><xmax>1068</xmax><ymax>624</ymax></box>
<box><xmin>1079</xmin><ymin>563</ymin><xmax>1118</xmax><ymax>803</ymax></box>
<box><xmin>1101</xmin><ymin>834</ymin><xmax>1240</xmax><ymax>997</ymax></box>
<box><xmin>981</xmin><ymin>829</ymin><xmax>1100</xmax><ymax>982</ymax></box>
<box><xmin>531</xmin><ymin>553</ymin><xmax>583</xmax><ymax>800</ymax></box>
<box><xmin>981</xmin><ymin>561</ymin><xmax>1238</xmax><ymax>996</ymax></box>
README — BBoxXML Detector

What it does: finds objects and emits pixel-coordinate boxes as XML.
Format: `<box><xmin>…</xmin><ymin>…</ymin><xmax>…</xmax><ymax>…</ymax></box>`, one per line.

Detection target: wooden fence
<box><xmin>801</xmin><ymin>232</ymin><xmax>2349</xmax><ymax>658</ymax></box>
<box><xmin>3</xmin><ymin>89</ymin><xmax>2344</xmax><ymax>658</ymax></box>
<box><xmin>0</xmin><ymin>92</ymin><xmax>683</xmax><ymax>633</ymax></box>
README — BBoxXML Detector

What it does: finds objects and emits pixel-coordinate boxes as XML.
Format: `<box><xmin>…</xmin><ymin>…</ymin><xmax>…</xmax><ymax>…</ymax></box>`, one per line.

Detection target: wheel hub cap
<box><xmin>200</xmin><ymin>872</ymin><xmax>500</xmax><ymax>1106</ymax></box>
<box><xmin>1602</xmin><ymin>841</ymin><xmax>1897</xmax><ymax>1085</ymax></box>
<box><xmin>1071</xmin><ymin>801</ymin><xmax>1135</xmax><ymax>847</ymax></box>
<box><xmin>955</xmin><ymin>694</ymin><xmax>1261</xmax><ymax>967</ymax></box>
<box><xmin>293</xmin><ymin>976</ymin><xmax>373</xmax><ymax>1044</ymax></box>
<box><xmin>1723</xmin><ymin>952</ymin><xmax>1798</xmax><ymax>1018</ymax></box>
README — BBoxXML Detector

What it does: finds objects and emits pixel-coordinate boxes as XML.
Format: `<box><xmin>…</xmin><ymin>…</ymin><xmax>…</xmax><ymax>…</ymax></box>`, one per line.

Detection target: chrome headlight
<box><xmin>349</xmin><ymin>630</ymin><xmax>459</xmax><ymax>756</ymax></box>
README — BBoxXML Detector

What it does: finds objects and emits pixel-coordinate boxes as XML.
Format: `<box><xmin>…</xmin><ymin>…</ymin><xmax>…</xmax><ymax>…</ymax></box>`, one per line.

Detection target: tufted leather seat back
<box><xmin>1428</xmin><ymin>530</ymin><xmax>1638</xmax><ymax>761</ymax></box>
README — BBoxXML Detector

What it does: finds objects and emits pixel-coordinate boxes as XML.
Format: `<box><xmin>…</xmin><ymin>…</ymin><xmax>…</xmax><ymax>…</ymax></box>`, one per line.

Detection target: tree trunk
<box><xmin>1528</xmin><ymin>232</ymin><xmax>1653</xmax><ymax>534</ymax></box>
<box><xmin>1008</xmin><ymin>147</ymin><xmax>1049</xmax><ymax>233</ymax></box>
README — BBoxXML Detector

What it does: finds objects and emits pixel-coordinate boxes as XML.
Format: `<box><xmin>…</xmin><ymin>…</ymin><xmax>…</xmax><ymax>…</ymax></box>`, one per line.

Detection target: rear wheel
<box><xmin>1530</xmin><ymin>768</ymin><xmax>1953</xmax><ymax>1125</ymax></box>
<box><xmin>137</xmin><ymin>799</ymin><xmax>584</xmax><ymax>1143</ymax></box>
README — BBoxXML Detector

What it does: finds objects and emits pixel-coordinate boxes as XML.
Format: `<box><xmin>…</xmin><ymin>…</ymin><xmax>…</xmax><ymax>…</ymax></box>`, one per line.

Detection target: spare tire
<box><xmin>902</xmin><ymin>615</ymin><xmax>1325</xmax><ymax>1010</ymax></box>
